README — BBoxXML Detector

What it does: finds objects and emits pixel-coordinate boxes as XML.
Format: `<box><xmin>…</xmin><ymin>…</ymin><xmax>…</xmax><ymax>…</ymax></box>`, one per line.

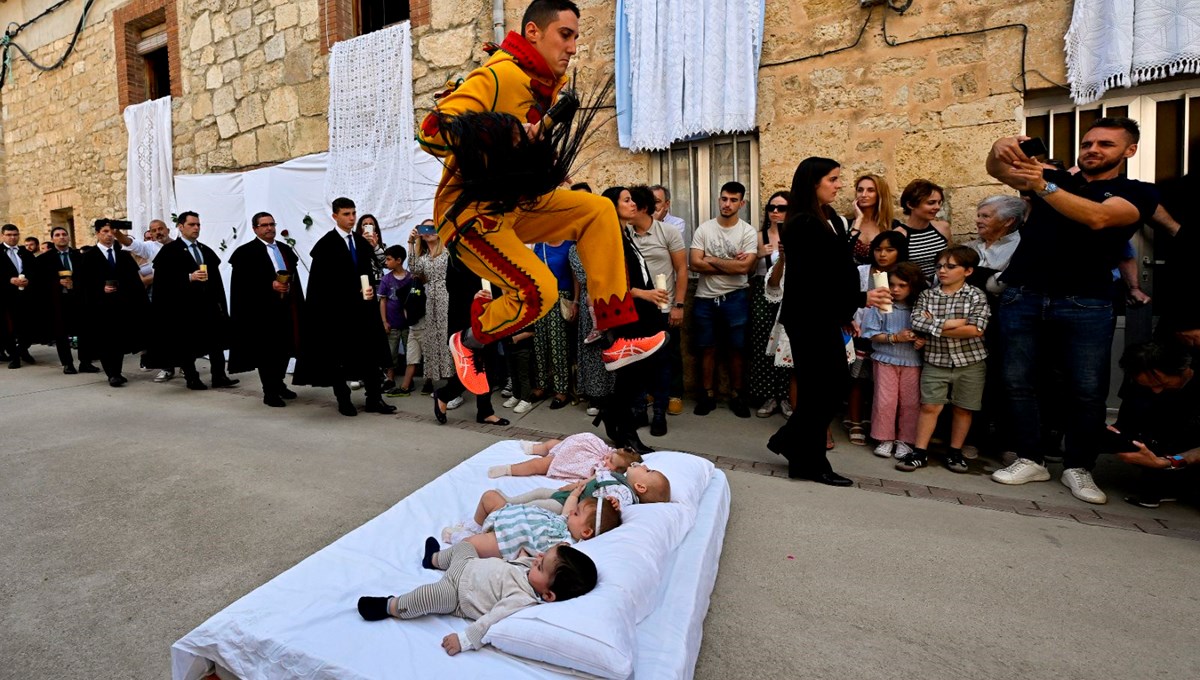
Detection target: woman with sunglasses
<box><xmin>749</xmin><ymin>191</ymin><xmax>793</xmax><ymax>418</ymax></box>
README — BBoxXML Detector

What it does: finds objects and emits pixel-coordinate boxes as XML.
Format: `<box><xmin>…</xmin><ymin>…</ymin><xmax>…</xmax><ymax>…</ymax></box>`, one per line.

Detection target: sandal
<box><xmin>477</xmin><ymin>415</ymin><xmax>510</xmax><ymax>426</ymax></box>
<box><xmin>848</xmin><ymin>423</ymin><xmax>867</xmax><ymax>446</ymax></box>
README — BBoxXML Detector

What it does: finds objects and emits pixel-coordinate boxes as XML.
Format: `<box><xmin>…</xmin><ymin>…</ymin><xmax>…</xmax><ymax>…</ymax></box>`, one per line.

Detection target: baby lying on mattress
<box><xmin>487</xmin><ymin>433</ymin><xmax>642</xmax><ymax>481</ymax></box>
<box><xmin>358</xmin><ymin>542</ymin><xmax>596</xmax><ymax>656</ymax></box>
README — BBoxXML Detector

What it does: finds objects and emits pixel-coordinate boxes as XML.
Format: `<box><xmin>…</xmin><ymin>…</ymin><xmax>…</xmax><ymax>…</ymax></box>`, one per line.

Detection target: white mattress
<box><xmin>171</xmin><ymin>442</ymin><xmax>731</xmax><ymax>680</ymax></box>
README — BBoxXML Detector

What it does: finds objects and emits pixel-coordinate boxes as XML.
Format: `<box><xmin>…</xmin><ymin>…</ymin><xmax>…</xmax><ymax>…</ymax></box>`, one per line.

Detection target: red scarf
<box><xmin>484</xmin><ymin>31</ymin><xmax>558</xmax><ymax>105</ymax></box>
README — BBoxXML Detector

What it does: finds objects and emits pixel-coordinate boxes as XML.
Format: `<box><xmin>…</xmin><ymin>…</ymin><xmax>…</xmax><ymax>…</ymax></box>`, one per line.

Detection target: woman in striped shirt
<box><xmin>894</xmin><ymin>179</ymin><xmax>952</xmax><ymax>280</ymax></box>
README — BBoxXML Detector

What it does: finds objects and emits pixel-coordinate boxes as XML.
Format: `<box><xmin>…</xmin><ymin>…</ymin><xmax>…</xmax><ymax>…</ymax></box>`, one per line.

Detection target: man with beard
<box><xmin>293</xmin><ymin>197</ymin><xmax>395</xmax><ymax>416</ymax></box>
<box><xmin>36</xmin><ymin>226</ymin><xmax>97</xmax><ymax>374</ymax></box>
<box><xmin>1</xmin><ymin>223</ymin><xmax>38</xmax><ymax>368</ymax></box>
<box><xmin>77</xmin><ymin>220</ymin><xmax>149</xmax><ymax>386</ymax></box>
<box><xmin>146</xmin><ymin>211</ymin><xmax>238</xmax><ymax>390</ymax></box>
<box><xmin>986</xmin><ymin>118</ymin><xmax>1161</xmax><ymax>505</ymax></box>
<box><xmin>228</xmin><ymin>212</ymin><xmax>305</xmax><ymax>407</ymax></box>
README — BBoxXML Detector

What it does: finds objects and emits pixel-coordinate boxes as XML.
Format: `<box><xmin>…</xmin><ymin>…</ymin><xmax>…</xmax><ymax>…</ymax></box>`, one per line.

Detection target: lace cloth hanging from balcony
<box><xmin>124</xmin><ymin>96</ymin><xmax>176</xmax><ymax>235</ymax></box>
<box><xmin>326</xmin><ymin>21</ymin><xmax>414</xmax><ymax>225</ymax></box>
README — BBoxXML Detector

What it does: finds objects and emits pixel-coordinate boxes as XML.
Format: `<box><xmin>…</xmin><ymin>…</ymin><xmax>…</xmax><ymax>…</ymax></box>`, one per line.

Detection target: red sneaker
<box><xmin>449</xmin><ymin>331</ymin><xmax>490</xmax><ymax>395</ymax></box>
<box><xmin>602</xmin><ymin>331</ymin><xmax>666</xmax><ymax>371</ymax></box>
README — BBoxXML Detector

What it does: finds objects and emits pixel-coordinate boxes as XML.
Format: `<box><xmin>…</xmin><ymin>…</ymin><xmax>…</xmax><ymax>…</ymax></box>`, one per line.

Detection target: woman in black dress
<box><xmin>767</xmin><ymin>157</ymin><xmax>890</xmax><ymax>485</ymax></box>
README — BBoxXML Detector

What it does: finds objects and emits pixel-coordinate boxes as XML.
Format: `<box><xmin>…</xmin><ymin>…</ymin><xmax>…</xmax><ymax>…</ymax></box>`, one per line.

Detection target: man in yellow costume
<box><xmin>418</xmin><ymin>0</ymin><xmax>664</xmax><ymax>395</ymax></box>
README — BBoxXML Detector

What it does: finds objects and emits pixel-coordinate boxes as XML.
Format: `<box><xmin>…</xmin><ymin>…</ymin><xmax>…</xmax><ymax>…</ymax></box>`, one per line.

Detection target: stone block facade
<box><xmin>0</xmin><ymin>0</ymin><xmax>1072</xmax><ymax>245</ymax></box>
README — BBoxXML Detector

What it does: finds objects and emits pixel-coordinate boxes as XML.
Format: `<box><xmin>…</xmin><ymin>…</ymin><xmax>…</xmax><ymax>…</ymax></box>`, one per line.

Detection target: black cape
<box><xmin>77</xmin><ymin>246</ymin><xmax>149</xmax><ymax>354</ymax></box>
<box><xmin>292</xmin><ymin>229</ymin><xmax>390</xmax><ymax>386</ymax></box>
<box><xmin>227</xmin><ymin>239</ymin><xmax>305</xmax><ymax>374</ymax></box>
<box><xmin>1</xmin><ymin>246</ymin><xmax>39</xmax><ymax>343</ymax></box>
<box><xmin>146</xmin><ymin>238</ymin><xmax>231</xmax><ymax>368</ymax></box>
<box><xmin>34</xmin><ymin>248</ymin><xmax>85</xmax><ymax>342</ymax></box>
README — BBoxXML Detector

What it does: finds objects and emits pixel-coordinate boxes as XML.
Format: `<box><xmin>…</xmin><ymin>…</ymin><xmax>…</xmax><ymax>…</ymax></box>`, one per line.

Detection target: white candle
<box><xmin>654</xmin><ymin>273</ymin><xmax>670</xmax><ymax>312</ymax></box>
<box><xmin>361</xmin><ymin>274</ymin><xmax>371</xmax><ymax>299</ymax></box>
<box><xmin>872</xmin><ymin>271</ymin><xmax>891</xmax><ymax>313</ymax></box>
<box><xmin>16</xmin><ymin>273</ymin><xmax>26</xmax><ymax>290</ymax></box>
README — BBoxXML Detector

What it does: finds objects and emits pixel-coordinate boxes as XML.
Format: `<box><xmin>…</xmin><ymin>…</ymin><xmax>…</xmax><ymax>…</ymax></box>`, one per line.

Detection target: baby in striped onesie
<box><xmin>453</xmin><ymin>483</ymin><xmax>622</xmax><ymax>561</ymax></box>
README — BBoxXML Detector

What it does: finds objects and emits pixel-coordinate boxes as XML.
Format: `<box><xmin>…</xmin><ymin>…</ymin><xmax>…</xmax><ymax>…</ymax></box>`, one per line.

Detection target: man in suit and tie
<box><xmin>146</xmin><ymin>211</ymin><xmax>239</xmax><ymax>391</ymax></box>
<box><xmin>228</xmin><ymin>212</ymin><xmax>306</xmax><ymax>407</ymax></box>
<box><xmin>293</xmin><ymin>197</ymin><xmax>396</xmax><ymax>416</ymax></box>
<box><xmin>1</xmin><ymin>223</ymin><xmax>39</xmax><ymax>368</ymax></box>
<box><xmin>77</xmin><ymin>220</ymin><xmax>149</xmax><ymax>386</ymax></box>
<box><xmin>36</xmin><ymin>226</ymin><xmax>98</xmax><ymax>374</ymax></box>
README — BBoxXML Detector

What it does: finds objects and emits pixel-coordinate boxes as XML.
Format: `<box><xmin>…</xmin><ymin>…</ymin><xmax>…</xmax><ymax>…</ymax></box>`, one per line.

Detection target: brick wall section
<box><xmin>410</xmin><ymin>0</ymin><xmax>431</xmax><ymax>28</ymax></box>
<box><xmin>321</xmin><ymin>0</ymin><xmax>430</xmax><ymax>54</ymax></box>
<box><xmin>113</xmin><ymin>0</ymin><xmax>182</xmax><ymax>110</ymax></box>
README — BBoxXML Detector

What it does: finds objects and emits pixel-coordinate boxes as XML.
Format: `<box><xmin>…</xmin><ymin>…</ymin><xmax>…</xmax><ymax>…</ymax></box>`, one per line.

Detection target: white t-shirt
<box><xmin>690</xmin><ymin>218</ymin><xmax>758</xmax><ymax>298</ymax></box>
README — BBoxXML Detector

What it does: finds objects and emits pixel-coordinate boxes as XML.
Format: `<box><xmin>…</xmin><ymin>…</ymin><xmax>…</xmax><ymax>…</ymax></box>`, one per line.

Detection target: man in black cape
<box><xmin>146</xmin><ymin>211</ymin><xmax>238</xmax><ymax>390</ymax></box>
<box><xmin>1</xmin><ymin>223</ymin><xmax>39</xmax><ymax>368</ymax></box>
<box><xmin>228</xmin><ymin>212</ymin><xmax>305</xmax><ymax>407</ymax></box>
<box><xmin>77</xmin><ymin>220</ymin><xmax>149</xmax><ymax>386</ymax></box>
<box><xmin>35</xmin><ymin>225</ymin><xmax>98</xmax><ymax>374</ymax></box>
<box><xmin>293</xmin><ymin>197</ymin><xmax>395</xmax><ymax>416</ymax></box>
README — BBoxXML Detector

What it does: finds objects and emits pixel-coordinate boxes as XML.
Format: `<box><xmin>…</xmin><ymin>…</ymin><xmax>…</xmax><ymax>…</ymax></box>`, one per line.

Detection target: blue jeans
<box><xmin>997</xmin><ymin>288</ymin><xmax>1114</xmax><ymax>470</ymax></box>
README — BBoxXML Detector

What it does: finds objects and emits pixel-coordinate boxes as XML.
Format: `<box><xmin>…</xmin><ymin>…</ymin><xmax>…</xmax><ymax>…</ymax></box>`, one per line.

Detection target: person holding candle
<box><xmin>144</xmin><ymin>212</ymin><xmax>238</xmax><ymax>391</ymax></box>
<box><xmin>228</xmin><ymin>212</ymin><xmax>306</xmax><ymax>408</ymax></box>
<box><xmin>293</xmin><ymin>197</ymin><xmax>396</xmax><ymax>417</ymax></box>
<box><xmin>35</xmin><ymin>226</ymin><xmax>95</xmax><ymax>374</ymax></box>
<box><xmin>1</xmin><ymin>223</ymin><xmax>40</xmax><ymax>368</ymax></box>
<box><xmin>77</xmin><ymin>220</ymin><xmax>149</xmax><ymax>386</ymax></box>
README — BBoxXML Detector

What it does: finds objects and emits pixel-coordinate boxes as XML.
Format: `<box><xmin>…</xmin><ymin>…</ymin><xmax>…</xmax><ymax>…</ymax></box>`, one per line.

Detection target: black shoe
<box><xmin>185</xmin><ymin>378</ymin><xmax>208</xmax><ymax>391</ymax></box>
<box><xmin>278</xmin><ymin>386</ymin><xmax>298</xmax><ymax>399</ymax></box>
<box><xmin>211</xmin><ymin>376</ymin><xmax>240</xmax><ymax>388</ymax></box>
<box><xmin>1124</xmin><ymin>495</ymin><xmax>1176</xmax><ymax>509</ymax></box>
<box><xmin>549</xmin><ymin>396</ymin><xmax>570</xmax><ymax>410</ymax></box>
<box><xmin>791</xmin><ymin>470</ymin><xmax>853</xmax><ymax>486</ymax></box>
<box><xmin>650</xmin><ymin>413</ymin><xmax>667</xmax><ymax>437</ymax></box>
<box><xmin>433</xmin><ymin>395</ymin><xmax>447</xmax><ymax>424</ymax></box>
<box><xmin>477</xmin><ymin>415</ymin><xmax>510</xmax><ymax>426</ymax></box>
<box><xmin>108</xmin><ymin>375</ymin><xmax>128</xmax><ymax>387</ymax></box>
<box><xmin>895</xmin><ymin>454</ymin><xmax>927</xmax><ymax>472</ymax></box>
<box><xmin>77</xmin><ymin>362</ymin><xmax>100</xmax><ymax>374</ymax></box>
<box><xmin>422</xmin><ymin>536</ymin><xmax>440</xmax><ymax>569</ymax></box>
<box><xmin>729</xmin><ymin>396</ymin><xmax>751</xmax><ymax>419</ymax></box>
<box><xmin>19</xmin><ymin>350</ymin><xmax>35</xmax><ymax>364</ymax></box>
<box><xmin>337</xmin><ymin>399</ymin><xmax>358</xmax><ymax>416</ymax></box>
<box><xmin>693</xmin><ymin>395</ymin><xmax>716</xmax><ymax>416</ymax></box>
<box><xmin>264</xmin><ymin>394</ymin><xmax>286</xmax><ymax>407</ymax></box>
<box><xmin>8</xmin><ymin>358</ymin><xmax>20</xmax><ymax>369</ymax></box>
<box><xmin>365</xmin><ymin>399</ymin><xmax>397</xmax><ymax>414</ymax></box>
<box><xmin>421</xmin><ymin>380</ymin><xmax>434</xmax><ymax>395</ymax></box>
<box><xmin>382</xmin><ymin>379</ymin><xmax>396</xmax><ymax>392</ymax></box>
<box><xmin>357</xmin><ymin>596</ymin><xmax>392</xmax><ymax>621</ymax></box>
<box><xmin>63</xmin><ymin>364</ymin><xmax>77</xmax><ymax>375</ymax></box>
<box><xmin>945</xmin><ymin>453</ymin><xmax>969</xmax><ymax>473</ymax></box>
<box><xmin>633</xmin><ymin>408</ymin><xmax>649</xmax><ymax>429</ymax></box>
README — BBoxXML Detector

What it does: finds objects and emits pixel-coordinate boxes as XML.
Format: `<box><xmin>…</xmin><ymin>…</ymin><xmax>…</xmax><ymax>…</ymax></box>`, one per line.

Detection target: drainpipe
<box><xmin>493</xmin><ymin>0</ymin><xmax>505</xmax><ymax>42</ymax></box>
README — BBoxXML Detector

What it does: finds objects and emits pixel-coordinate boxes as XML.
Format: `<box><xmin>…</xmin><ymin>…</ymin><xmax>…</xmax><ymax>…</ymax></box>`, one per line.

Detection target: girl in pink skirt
<box><xmin>488</xmin><ymin>433</ymin><xmax>642</xmax><ymax>481</ymax></box>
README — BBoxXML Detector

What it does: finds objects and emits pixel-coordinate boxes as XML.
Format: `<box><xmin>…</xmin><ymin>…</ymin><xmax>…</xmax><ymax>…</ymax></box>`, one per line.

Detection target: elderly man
<box><xmin>651</xmin><ymin>184</ymin><xmax>687</xmax><ymax>242</ymax></box>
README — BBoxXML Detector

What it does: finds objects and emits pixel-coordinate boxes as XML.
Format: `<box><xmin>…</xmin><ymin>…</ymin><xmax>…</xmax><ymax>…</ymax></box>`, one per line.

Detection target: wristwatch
<box><xmin>1037</xmin><ymin>181</ymin><xmax>1059</xmax><ymax>198</ymax></box>
<box><xmin>673</xmin><ymin>302</ymin><xmax>684</xmax><ymax>309</ymax></box>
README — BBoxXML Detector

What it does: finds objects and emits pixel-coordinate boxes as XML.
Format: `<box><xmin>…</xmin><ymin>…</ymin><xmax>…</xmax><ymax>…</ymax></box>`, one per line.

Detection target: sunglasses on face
<box><xmin>766</xmin><ymin>205</ymin><xmax>788</xmax><ymax>212</ymax></box>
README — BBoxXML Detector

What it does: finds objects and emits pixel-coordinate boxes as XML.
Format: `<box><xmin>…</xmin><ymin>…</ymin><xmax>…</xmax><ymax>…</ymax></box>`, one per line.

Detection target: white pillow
<box><xmin>641</xmin><ymin>451</ymin><xmax>714</xmax><ymax>509</ymax></box>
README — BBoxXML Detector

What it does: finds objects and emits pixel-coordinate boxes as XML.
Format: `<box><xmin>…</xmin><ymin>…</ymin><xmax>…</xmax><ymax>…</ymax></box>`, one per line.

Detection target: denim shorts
<box><xmin>692</xmin><ymin>289</ymin><xmax>749</xmax><ymax>349</ymax></box>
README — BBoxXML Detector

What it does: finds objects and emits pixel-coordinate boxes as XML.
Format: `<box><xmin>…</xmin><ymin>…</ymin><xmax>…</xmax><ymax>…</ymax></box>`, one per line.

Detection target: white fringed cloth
<box><xmin>1066</xmin><ymin>0</ymin><xmax>1200</xmax><ymax>105</ymax></box>
<box><xmin>325</xmin><ymin>21</ymin><xmax>414</xmax><ymax>223</ymax></box>
<box><xmin>123</xmin><ymin>96</ymin><xmax>176</xmax><ymax>234</ymax></box>
<box><xmin>622</xmin><ymin>0</ymin><xmax>762</xmax><ymax>152</ymax></box>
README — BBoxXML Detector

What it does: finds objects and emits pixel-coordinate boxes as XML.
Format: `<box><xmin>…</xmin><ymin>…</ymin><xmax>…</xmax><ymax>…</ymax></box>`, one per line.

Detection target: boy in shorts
<box><xmin>378</xmin><ymin>245</ymin><xmax>418</xmax><ymax>396</ymax></box>
<box><xmin>899</xmin><ymin>245</ymin><xmax>990</xmax><ymax>473</ymax></box>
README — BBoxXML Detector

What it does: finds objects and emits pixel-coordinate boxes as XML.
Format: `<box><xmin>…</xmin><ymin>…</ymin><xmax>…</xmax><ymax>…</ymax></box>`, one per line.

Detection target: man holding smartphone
<box><xmin>986</xmin><ymin>117</ymin><xmax>1160</xmax><ymax>505</ymax></box>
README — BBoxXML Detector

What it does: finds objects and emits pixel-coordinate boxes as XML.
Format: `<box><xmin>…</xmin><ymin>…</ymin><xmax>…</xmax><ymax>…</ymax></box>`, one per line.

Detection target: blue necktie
<box><xmin>107</xmin><ymin>248</ymin><xmax>115</xmax><ymax>268</ymax></box>
<box><xmin>347</xmin><ymin>234</ymin><xmax>358</xmax><ymax>267</ymax></box>
<box><xmin>190</xmin><ymin>243</ymin><xmax>203</xmax><ymax>265</ymax></box>
<box><xmin>268</xmin><ymin>243</ymin><xmax>287</xmax><ymax>271</ymax></box>
<box><xmin>61</xmin><ymin>252</ymin><xmax>69</xmax><ymax>270</ymax></box>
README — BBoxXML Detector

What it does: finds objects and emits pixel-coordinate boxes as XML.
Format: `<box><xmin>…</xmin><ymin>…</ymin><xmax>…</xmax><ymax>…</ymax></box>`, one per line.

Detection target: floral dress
<box><xmin>409</xmin><ymin>248</ymin><xmax>453</xmax><ymax>381</ymax></box>
<box><xmin>569</xmin><ymin>246</ymin><xmax>614</xmax><ymax>400</ymax></box>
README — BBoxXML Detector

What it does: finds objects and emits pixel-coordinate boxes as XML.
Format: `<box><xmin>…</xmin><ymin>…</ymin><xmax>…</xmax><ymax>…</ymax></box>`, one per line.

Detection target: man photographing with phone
<box><xmin>985</xmin><ymin>117</ymin><xmax>1161</xmax><ymax>505</ymax></box>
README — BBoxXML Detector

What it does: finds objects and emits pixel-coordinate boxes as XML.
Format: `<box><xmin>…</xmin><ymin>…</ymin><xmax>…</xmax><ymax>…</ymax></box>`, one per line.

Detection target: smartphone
<box><xmin>1019</xmin><ymin>137</ymin><xmax>1048</xmax><ymax>158</ymax></box>
<box><xmin>1096</xmin><ymin>428</ymin><xmax>1139</xmax><ymax>454</ymax></box>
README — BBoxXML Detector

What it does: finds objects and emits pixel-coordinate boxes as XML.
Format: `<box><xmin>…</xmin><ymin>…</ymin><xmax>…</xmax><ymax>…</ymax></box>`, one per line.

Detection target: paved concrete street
<box><xmin>2</xmin><ymin>349</ymin><xmax>1198</xmax><ymax>679</ymax></box>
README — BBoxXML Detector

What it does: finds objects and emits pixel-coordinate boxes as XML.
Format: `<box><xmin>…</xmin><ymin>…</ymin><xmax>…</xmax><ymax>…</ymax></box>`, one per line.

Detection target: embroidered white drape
<box><xmin>325</xmin><ymin>21</ymin><xmax>415</xmax><ymax>226</ymax></box>
<box><xmin>123</xmin><ymin>96</ymin><xmax>176</xmax><ymax>234</ymax></box>
<box><xmin>622</xmin><ymin>0</ymin><xmax>762</xmax><ymax>152</ymax></box>
<box><xmin>1066</xmin><ymin>0</ymin><xmax>1200</xmax><ymax>105</ymax></box>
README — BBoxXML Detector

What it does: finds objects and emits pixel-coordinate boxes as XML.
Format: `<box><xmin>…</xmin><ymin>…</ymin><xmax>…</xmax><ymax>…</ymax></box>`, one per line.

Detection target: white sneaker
<box><xmin>991</xmin><ymin>458</ymin><xmax>1051</xmax><ymax>485</ymax></box>
<box><xmin>873</xmin><ymin>441</ymin><xmax>894</xmax><ymax>458</ymax></box>
<box><xmin>780</xmin><ymin>399</ymin><xmax>793</xmax><ymax>418</ymax></box>
<box><xmin>502</xmin><ymin>396</ymin><xmax>519</xmax><ymax>409</ymax></box>
<box><xmin>1061</xmin><ymin>468</ymin><xmax>1107</xmax><ymax>504</ymax></box>
<box><xmin>446</xmin><ymin>396</ymin><xmax>464</xmax><ymax>410</ymax></box>
<box><xmin>893</xmin><ymin>441</ymin><xmax>913</xmax><ymax>459</ymax></box>
<box><xmin>513</xmin><ymin>400</ymin><xmax>533</xmax><ymax>414</ymax></box>
<box><xmin>349</xmin><ymin>380</ymin><xmax>363</xmax><ymax>391</ymax></box>
<box><xmin>585</xmin><ymin>406</ymin><xmax>600</xmax><ymax>416</ymax></box>
<box><xmin>756</xmin><ymin>398</ymin><xmax>778</xmax><ymax>418</ymax></box>
<box><xmin>153</xmin><ymin>369</ymin><xmax>174</xmax><ymax>383</ymax></box>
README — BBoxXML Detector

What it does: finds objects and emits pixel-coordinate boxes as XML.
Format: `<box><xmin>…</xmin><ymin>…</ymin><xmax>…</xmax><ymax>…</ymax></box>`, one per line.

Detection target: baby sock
<box><xmin>357</xmin><ymin>596</ymin><xmax>392</xmax><ymax>621</ymax></box>
<box><xmin>488</xmin><ymin>464</ymin><xmax>511</xmax><ymax>478</ymax></box>
<box><xmin>421</xmin><ymin>536</ymin><xmax>440</xmax><ymax>569</ymax></box>
<box><xmin>520</xmin><ymin>440</ymin><xmax>537</xmax><ymax>455</ymax></box>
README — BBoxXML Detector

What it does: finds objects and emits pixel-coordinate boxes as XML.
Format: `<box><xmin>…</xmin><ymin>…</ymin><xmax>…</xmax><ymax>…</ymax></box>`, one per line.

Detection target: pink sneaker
<box><xmin>602</xmin><ymin>332</ymin><xmax>666</xmax><ymax>371</ymax></box>
<box><xmin>583</xmin><ymin>329</ymin><xmax>604</xmax><ymax>345</ymax></box>
<box><xmin>449</xmin><ymin>331</ymin><xmax>489</xmax><ymax>395</ymax></box>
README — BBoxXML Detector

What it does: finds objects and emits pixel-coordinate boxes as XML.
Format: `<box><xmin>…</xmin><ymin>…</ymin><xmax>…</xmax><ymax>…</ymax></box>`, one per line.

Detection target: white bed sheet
<box><xmin>171</xmin><ymin>442</ymin><xmax>731</xmax><ymax>680</ymax></box>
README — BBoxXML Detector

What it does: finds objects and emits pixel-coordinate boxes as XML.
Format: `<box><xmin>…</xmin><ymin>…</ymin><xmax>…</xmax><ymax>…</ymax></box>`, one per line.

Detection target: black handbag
<box><xmin>403</xmin><ymin>281</ymin><xmax>427</xmax><ymax>325</ymax></box>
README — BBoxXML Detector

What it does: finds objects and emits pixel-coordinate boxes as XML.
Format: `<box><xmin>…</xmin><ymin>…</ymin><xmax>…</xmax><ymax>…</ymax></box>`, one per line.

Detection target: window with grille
<box><xmin>649</xmin><ymin>133</ymin><xmax>760</xmax><ymax>247</ymax></box>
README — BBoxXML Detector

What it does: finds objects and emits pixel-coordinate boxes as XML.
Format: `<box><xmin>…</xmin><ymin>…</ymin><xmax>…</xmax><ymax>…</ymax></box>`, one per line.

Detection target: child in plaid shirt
<box><xmin>899</xmin><ymin>246</ymin><xmax>990</xmax><ymax>473</ymax></box>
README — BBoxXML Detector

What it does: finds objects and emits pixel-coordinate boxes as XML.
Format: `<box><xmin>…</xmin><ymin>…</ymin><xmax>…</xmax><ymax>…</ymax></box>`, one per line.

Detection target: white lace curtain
<box><xmin>124</xmin><ymin>96</ymin><xmax>176</xmax><ymax>234</ymax></box>
<box><xmin>1066</xmin><ymin>0</ymin><xmax>1200</xmax><ymax>105</ymax></box>
<box><xmin>617</xmin><ymin>0</ymin><xmax>764</xmax><ymax>152</ymax></box>
<box><xmin>325</xmin><ymin>21</ymin><xmax>415</xmax><ymax>226</ymax></box>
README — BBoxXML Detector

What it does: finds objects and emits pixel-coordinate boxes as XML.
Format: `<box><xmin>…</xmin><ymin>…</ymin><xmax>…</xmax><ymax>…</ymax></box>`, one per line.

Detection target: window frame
<box><xmin>649</xmin><ymin>132</ymin><xmax>760</xmax><ymax>248</ymax></box>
